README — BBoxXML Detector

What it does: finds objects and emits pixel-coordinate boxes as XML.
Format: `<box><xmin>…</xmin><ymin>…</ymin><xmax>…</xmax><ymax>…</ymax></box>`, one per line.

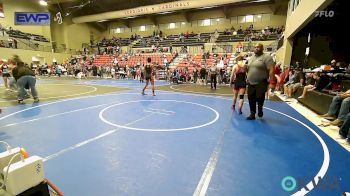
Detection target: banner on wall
<box><xmin>0</xmin><ymin>3</ymin><xmax>4</xmax><ymax>18</ymax></box>
<box><xmin>73</xmin><ymin>0</ymin><xmax>250</xmax><ymax>23</ymax></box>
<box><xmin>15</xmin><ymin>12</ymin><xmax>51</xmax><ymax>26</ymax></box>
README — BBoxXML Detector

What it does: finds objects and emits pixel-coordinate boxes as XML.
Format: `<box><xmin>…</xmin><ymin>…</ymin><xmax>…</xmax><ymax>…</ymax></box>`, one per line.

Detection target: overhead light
<box><xmin>65</xmin><ymin>13</ymin><xmax>70</xmax><ymax>16</ymax></box>
<box><xmin>140</xmin><ymin>25</ymin><xmax>146</xmax><ymax>31</ymax></box>
<box><xmin>181</xmin><ymin>22</ymin><xmax>186</xmax><ymax>25</ymax></box>
<box><xmin>216</xmin><ymin>19</ymin><xmax>220</xmax><ymax>22</ymax></box>
<box><xmin>250</xmin><ymin>0</ymin><xmax>270</xmax><ymax>2</ymax></box>
<box><xmin>158</xmin><ymin>11</ymin><xmax>174</xmax><ymax>15</ymax></box>
<box><xmin>0</xmin><ymin>13</ymin><xmax>4</xmax><ymax>18</ymax></box>
<box><xmin>198</xmin><ymin>6</ymin><xmax>217</xmax><ymax>10</ymax></box>
<box><xmin>257</xmin><ymin>15</ymin><xmax>261</xmax><ymax>18</ymax></box>
<box><xmin>123</xmin><ymin>16</ymin><xmax>138</xmax><ymax>19</ymax></box>
<box><xmin>97</xmin><ymin>19</ymin><xmax>108</xmax><ymax>22</ymax></box>
<box><xmin>39</xmin><ymin>0</ymin><xmax>48</xmax><ymax>6</ymax></box>
<box><xmin>169</xmin><ymin>23</ymin><xmax>176</xmax><ymax>29</ymax></box>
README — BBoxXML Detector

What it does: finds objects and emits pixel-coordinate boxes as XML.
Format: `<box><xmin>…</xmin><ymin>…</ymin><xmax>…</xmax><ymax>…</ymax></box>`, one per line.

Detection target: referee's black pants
<box><xmin>247</xmin><ymin>80</ymin><xmax>268</xmax><ymax>115</ymax></box>
<box><xmin>211</xmin><ymin>74</ymin><xmax>217</xmax><ymax>89</ymax></box>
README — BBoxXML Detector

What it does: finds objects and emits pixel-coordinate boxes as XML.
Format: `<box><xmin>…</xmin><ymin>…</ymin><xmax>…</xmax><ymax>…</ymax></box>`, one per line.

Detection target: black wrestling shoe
<box><xmin>246</xmin><ymin>115</ymin><xmax>256</xmax><ymax>120</ymax></box>
<box><xmin>258</xmin><ymin>111</ymin><xmax>263</xmax><ymax>118</ymax></box>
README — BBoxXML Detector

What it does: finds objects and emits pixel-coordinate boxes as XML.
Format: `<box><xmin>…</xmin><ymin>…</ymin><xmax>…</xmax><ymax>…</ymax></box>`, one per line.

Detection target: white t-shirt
<box><xmin>218</xmin><ymin>60</ymin><xmax>224</xmax><ymax>68</ymax></box>
<box><xmin>210</xmin><ymin>66</ymin><xmax>217</xmax><ymax>74</ymax></box>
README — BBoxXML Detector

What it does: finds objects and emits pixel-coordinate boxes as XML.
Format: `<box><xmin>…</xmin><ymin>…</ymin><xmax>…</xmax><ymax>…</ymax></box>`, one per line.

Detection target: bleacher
<box><xmin>216</xmin><ymin>30</ymin><xmax>280</xmax><ymax>43</ymax></box>
<box><xmin>292</xmin><ymin>88</ymin><xmax>333</xmax><ymax>115</ymax></box>
<box><xmin>95</xmin><ymin>28</ymin><xmax>281</xmax><ymax>49</ymax></box>
<box><xmin>199</xmin><ymin>32</ymin><xmax>211</xmax><ymax>40</ymax></box>
<box><xmin>96</xmin><ymin>37</ymin><xmax>132</xmax><ymax>47</ymax></box>
<box><xmin>290</xmin><ymin>75</ymin><xmax>350</xmax><ymax>114</ymax></box>
<box><xmin>132</xmin><ymin>33</ymin><xmax>210</xmax><ymax>48</ymax></box>
<box><xmin>216</xmin><ymin>33</ymin><xmax>245</xmax><ymax>42</ymax></box>
<box><xmin>93</xmin><ymin>53</ymin><xmax>176</xmax><ymax>67</ymax></box>
<box><xmin>176</xmin><ymin>53</ymin><xmax>232</xmax><ymax>74</ymax></box>
<box><xmin>6</xmin><ymin>30</ymin><xmax>49</xmax><ymax>42</ymax></box>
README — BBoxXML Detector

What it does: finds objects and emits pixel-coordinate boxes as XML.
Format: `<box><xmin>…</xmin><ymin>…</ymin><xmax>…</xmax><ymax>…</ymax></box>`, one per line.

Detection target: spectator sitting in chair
<box><xmin>320</xmin><ymin>89</ymin><xmax>350</xmax><ymax>126</ymax></box>
<box><xmin>298</xmin><ymin>72</ymin><xmax>321</xmax><ymax>99</ymax></box>
<box><xmin>284</xmin><ymin>68</ymin><xmax>304</xmax><ymax>98</ymax></box>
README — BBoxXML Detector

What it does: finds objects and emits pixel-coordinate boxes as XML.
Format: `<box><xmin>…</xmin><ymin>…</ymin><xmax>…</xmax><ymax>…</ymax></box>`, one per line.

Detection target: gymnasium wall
<box><xmin>104</xmin><ymin>4</ymin><xmax>287</xmax><ymax>39</ymax></box>
<box><xmin>307</xmin><ymin>35</ymin><xmax>333</xmax><ymax>67</ymax></box>
<box><xmin>284</xmin><ymin>0</ymin><xmax>333</xmax><ymax>39</ymax></box>
<box><xmin>282</xmin><ymin>0</ymin><xmax>334</xmax><ymax>65</ymax></box>
<box><xmin>0</xmin><ymin>0</ymin><xmax>51</xmax><ymax>41</ymax></box>
<box><xmin>275</xmin><ymin>44</ymin><xmax>285</xmax><ymax>64</ymax></box>
<box><xmin>50</xmin><ymin>16</ymin><xmax>102</xmax><ymax>50</ymax></box>
<box><xmin>0</xmin><ymin>47</ymin><xmax>71</xmax><ymax>64</ymax></box>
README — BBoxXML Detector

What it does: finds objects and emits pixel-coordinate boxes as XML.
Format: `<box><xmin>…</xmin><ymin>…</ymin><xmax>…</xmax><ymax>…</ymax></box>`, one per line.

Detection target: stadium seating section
<box><xmin>93</xmin><ymin>54</ymin><xmax>176</xmax><ymax>67</ymax></box>
<box><xmin>6</xmin><ymin>29</ymin><xmax>49</xmax><ymax>42</ymax></box>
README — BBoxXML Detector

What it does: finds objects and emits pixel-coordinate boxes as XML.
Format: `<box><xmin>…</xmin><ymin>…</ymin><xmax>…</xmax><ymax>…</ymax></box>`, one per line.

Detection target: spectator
<box><xmin>200</xmin><ymin>66</ymin><xmax>207</xmax><ymax>85</ymax></box>
<box><xmin>209</xmin><ymin>64</ymin><xmax>218</xmax><ymax>90</ymax></box>
<box><xmin>272</xmin><ymin>62</ymin><xmax>282</xmax><ymax>91</ymax></box>
<box><xmin>330</xmin><ymin>59</ymin><xmax>337</xmax><ymax>69</ymax></box>
<box><xmin>285</xmin><ymin>68</ymin><xmax>304</xmax><ymax>98</ymax></box>
<box><xmin>13</xmin><ymin>39</ymin><xmax>17</xmax><ymax>49</ymax></box>
<box><xmin>298</xmin><ymin>72</ymin><xmax>321</xmax><ymax>99</ymax></box>
<box><xmin>338</xmin><ymin>113</ymin><xmax>350</xmax><ymax>144</ymax></box>
<box><xmin>11</xmin><ymin>59</ymin><xmax>39</xmax><ymax>103</ymax></box>
<box><xmin>320</xmin><ymin>89</ymin><xmax>350</xmax><ymax>126</ymax></box>
<box><xmin>0</xmin><ymin>24</ymin><xmax>4</xmax><ymax>36</ymax></box>
<box><xmin>236</xmin><ymin>42</ymin><xmax>243</xmax><ymax>53</ymax></box>
<box><xmin>8</xmin><ymin>37</ymin><xmax>13</xmax><ymax>48</ymax></box>
<box><xmin>193</xmin><ymin>67</ymin><xmax>198</xmax><ymax>84</ymax></box>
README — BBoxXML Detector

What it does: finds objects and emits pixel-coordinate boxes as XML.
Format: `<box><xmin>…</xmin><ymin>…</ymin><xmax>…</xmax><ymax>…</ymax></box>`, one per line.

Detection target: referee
<box><xmin>246</xmin><ymin>43</ymin><xmax>275</xmax><ymax>120</ymax></box>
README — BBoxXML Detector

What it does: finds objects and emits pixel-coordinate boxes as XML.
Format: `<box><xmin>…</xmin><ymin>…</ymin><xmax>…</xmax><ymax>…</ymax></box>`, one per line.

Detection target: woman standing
<box><xmin>1</xmin><ymin>61</ymin><xmax>10</xmax><ymax>90</ymax></box>
<box><xmin>230</xmin><ymin>56</ymin><xmax>247</xmax><ymax>114</ymax></box>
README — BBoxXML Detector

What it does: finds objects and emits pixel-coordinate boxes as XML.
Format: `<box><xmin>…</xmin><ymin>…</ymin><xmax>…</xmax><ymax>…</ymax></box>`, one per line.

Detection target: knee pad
<box><xmin>239</xmin><ymin>94</ymin><xmax>244</xmax><ymax>99</ymax></box>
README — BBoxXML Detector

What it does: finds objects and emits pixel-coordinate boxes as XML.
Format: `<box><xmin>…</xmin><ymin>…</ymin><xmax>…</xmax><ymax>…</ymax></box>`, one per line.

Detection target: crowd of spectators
<box><xmin>267</xmin><ymin>58</ymin><xmax>350</xmax><ymax>144</ymax></box>
<box><xmin>216</xmin><ymin>25</ymin><xmax>284</xmax><ymax>43</ymax></box>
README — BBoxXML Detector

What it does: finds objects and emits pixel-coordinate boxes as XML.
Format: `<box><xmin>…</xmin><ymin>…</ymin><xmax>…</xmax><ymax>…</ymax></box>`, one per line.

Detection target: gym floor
<box><xmin>0</xmin><ymin>78</ymin><xmax>349</xmax><ymax>195</ymax></box>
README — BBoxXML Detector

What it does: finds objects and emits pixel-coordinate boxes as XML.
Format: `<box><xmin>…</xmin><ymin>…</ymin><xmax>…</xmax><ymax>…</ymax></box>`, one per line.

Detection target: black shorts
<box><xmin>145</xmin><ymin>75</ymin><xmax>152</xmax><ymax>81</ymax></box>
<box><xmin>2</xmin><ymin>73</ymin><xmax>10</xmax><ymax>77</ymax></box>
<box><xmin>234</xmin><ymin>84</ymin><xmax>247</xmax><ymax>90</ymax></box>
